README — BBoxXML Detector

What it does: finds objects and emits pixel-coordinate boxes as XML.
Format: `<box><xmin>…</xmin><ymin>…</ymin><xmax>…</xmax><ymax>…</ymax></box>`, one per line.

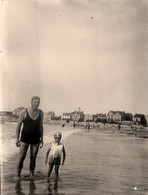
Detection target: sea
<box><xmin>0</xmin><ymin>122</ymin><xmax>79</xmax><ymax>164</ymax></box>
<box><xmin>1</xmin><ymin>122</ymin><xmax>148</xmax><ymax>194</ymax></box>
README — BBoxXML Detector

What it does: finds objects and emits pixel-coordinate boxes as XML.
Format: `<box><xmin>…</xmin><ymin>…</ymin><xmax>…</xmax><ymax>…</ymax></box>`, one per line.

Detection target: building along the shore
<box><xmin>61</xmin><ymin>113</ymin><xmax>72</xmax><ymax>122</ymax></box>
<box><xmin>133</xmin><ymin>114</ymin><xmax>147</xmax><ymax>126</ymax></box>
<box><xmin>97</xmin><ymin>113</ymin><xmax>107</xmax><ymax>123</ymax></box>
<box><xmin>145</xmin><ymin>115</ymin><xmax>148</xmax><ymax>126</ymax></box>
<box><xmin>0</xmin><ymin>111</ymin><xmax>12</xmax><ymax>121</ymax></box>
<box><xmin>84</xmin><ymin>114</ymin><xmax>97</xmax><ymax>122</ymax></box>
<box><xmin>114</xmin><ymin>111</ymin><xmax>126</xmax><ymax>123</ymax></box>
<box><xmin>124</xmin><ymin>113</ymin><xmax>133</xmax><ymax>121</ymax></box>
<box><xmin>71</xmin><ymin>110</ymin><xmax>84</xmax><ymax>122</ymax></box>
<box><xmin>107</xmin><ymin>111</ymin><xmax>133</xmax><ymax>124</ymax></box>
<box><xmin>43</xmin><ymin>111</ymin><xmax>55</xmax><ymax>123</ymax></box>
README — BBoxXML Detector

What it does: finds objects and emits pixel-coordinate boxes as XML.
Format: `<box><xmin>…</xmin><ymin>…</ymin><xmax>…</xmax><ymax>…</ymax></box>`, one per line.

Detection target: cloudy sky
<box><xmin>1</xmin><ymin>0</ymin><xmax>148</xmax><ymax>115</ymax></box>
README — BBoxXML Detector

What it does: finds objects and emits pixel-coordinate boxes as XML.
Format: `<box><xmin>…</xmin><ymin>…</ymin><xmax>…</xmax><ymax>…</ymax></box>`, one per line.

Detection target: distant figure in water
<box><xmin>62</xmin><ymin>122</ymin><xmax>65</xmax><ymax>128</ymax></box>
<box><xmin>118</xmin><ymin>123</ymin><xmax>121</xmax><ymax>130</ymax></box>
<box><xmin>86</xmin><ymin>122</ymin><xmax>90</xmax><ymax>129</ymax></box>
<box><xmin>73</xmin><ymin>122</ymin><xmax>76</xmax><ymax>129</ymax></box>
<box><xmin>16</xmin><ymin>96</ymin><xmax>44</xmax><ymax>178</ymax></box>
<box><xmin>45</xmin><ymin>131</ymin><xmax>66</xmax><ymax>178</ymax></box>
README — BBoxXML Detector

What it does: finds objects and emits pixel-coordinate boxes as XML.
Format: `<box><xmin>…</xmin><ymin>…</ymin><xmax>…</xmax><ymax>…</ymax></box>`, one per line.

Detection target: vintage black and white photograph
<box><xmin>1</xmin><ymin>0</ymin><xmax>148</xmax><ymax>194</ymax></box>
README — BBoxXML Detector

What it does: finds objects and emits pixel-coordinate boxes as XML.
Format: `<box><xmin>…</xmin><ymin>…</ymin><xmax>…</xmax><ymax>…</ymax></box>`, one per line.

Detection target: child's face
<box><xmin>54</xmin><ymin>136</ymin><xmax>61</xmax><ymax>144</ymax></box>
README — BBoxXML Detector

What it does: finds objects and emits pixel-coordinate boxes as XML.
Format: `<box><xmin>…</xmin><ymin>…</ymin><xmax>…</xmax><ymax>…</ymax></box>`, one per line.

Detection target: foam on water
<box><xmin>0</xmin><ymin>123</ymin><xmax>80</xmax><ymax>163</ymax></box>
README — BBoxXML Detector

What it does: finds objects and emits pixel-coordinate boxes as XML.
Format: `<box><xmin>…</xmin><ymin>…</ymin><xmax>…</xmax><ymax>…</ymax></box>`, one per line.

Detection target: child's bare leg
<box><xmin>48</xmin><ymin>164</ymin><xmax>54</xmax><ymax>178</ymax></box>
<box><xmin>55</xmin><ymin>165</ymin><xmax>60</xmax><ymax>177</ymax></box>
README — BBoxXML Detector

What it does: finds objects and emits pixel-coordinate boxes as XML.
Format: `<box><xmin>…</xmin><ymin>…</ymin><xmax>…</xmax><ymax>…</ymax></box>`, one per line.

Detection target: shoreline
<box><xmin>1</xmin><ymin>120</ymin><xmax>148</xmax><ymax>129</ymax></box>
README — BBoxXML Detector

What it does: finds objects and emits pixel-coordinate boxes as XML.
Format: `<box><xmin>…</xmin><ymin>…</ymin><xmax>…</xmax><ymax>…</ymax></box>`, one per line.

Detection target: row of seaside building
<box><xmin>0</xmin><ymin>107</ymin><xmax>148</xmax><ymax>126</ymax></box>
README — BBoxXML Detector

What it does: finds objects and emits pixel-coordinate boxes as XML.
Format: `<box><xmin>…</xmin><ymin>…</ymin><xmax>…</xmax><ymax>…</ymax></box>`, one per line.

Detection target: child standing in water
<box><xmin>45</xmin><ymin>132</ymin><xmax>66</xmax><ymax>178</ymax></box>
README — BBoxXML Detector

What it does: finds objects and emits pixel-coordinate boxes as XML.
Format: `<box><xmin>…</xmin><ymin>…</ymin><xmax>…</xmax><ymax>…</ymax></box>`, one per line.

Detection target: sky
<box><xmin>1</xmin><ymin>0</ymin><xmax>148</xmax><ymax>115</ymax></box>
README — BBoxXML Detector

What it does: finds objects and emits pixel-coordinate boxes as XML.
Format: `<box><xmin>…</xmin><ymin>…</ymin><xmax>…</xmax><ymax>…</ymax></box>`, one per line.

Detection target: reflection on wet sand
<box><xmin>29</xmin><ymin>179</ymin><xmax>37</xmax><ymax>194</ymax></box>
<box><xmin>14</xmin><ymin>177</ymin><xmax>59</xmax><ymax>195</ymax></box>
<box><xmin>15</xmin><ymin>180</ymin><xmax>25</xmax><ymax>195</ymax></box>
<box><xmin>47</xmin><ymin>178</ymin><xmax>59</xmax><ymax>195</ymax></box>
<box><xmin>14</xmin><ymin>176</ymin><xmax>38</xmax><ymax>195</ymax></box>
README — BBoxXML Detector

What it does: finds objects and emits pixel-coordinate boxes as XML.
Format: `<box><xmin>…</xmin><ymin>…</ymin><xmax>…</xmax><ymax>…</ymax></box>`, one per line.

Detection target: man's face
<box><xmin>32</xmin><ymin>99</ymin><xmax>40</xmax><ymax>109</ymax></box>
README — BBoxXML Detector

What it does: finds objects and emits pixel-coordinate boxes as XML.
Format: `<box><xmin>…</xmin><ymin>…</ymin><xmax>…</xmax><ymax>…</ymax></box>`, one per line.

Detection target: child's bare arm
<box><xmin>61</xmin><ymin>145</ymin><xmax>66</xmax><ymax>165</ymax></box>
<box><xmin>45</xmin><ymin>148</ymin><xmax>51</xmax><ymax>164</ymax></box>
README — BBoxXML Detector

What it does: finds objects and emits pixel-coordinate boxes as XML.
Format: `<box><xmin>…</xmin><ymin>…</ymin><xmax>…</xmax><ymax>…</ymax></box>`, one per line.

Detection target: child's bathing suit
<box><xmin>48</xmin><ymin>142</ymin><xmax>64</xmax><ymax>165</ymax></box>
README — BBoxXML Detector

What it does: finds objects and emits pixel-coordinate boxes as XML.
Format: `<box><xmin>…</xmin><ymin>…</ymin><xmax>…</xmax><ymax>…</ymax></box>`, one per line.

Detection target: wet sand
<box><xmin>1</xmin><ymin>128</ymin><xmax>148</xmax><ymax>195</ymax></box>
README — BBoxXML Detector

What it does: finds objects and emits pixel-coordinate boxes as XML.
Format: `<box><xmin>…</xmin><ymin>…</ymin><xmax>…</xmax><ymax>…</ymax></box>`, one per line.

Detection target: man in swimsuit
<box><xmin>16</xmin><ymin>96</ymin><xmax>44</xmax><ymax>178</ymax></box>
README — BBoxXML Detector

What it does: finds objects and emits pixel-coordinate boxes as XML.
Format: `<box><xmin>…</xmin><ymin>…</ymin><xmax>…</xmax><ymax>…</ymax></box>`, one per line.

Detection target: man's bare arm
<box><xmin>39</xmin><ymin>110</ymin><xmax>44</xmax><ymax>148</ymax></box>
<box><xmin>16</xmin><ymin>110</ymin><xmax>25</xmax><ymax>147</ymax></box>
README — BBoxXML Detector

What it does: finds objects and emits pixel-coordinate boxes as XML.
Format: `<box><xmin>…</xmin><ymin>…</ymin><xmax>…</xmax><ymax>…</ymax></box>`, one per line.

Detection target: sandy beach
<box><xmin>1</xmin><ymin>127</ymin><xmax>148</xmax><ymax>195</ymax></box>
